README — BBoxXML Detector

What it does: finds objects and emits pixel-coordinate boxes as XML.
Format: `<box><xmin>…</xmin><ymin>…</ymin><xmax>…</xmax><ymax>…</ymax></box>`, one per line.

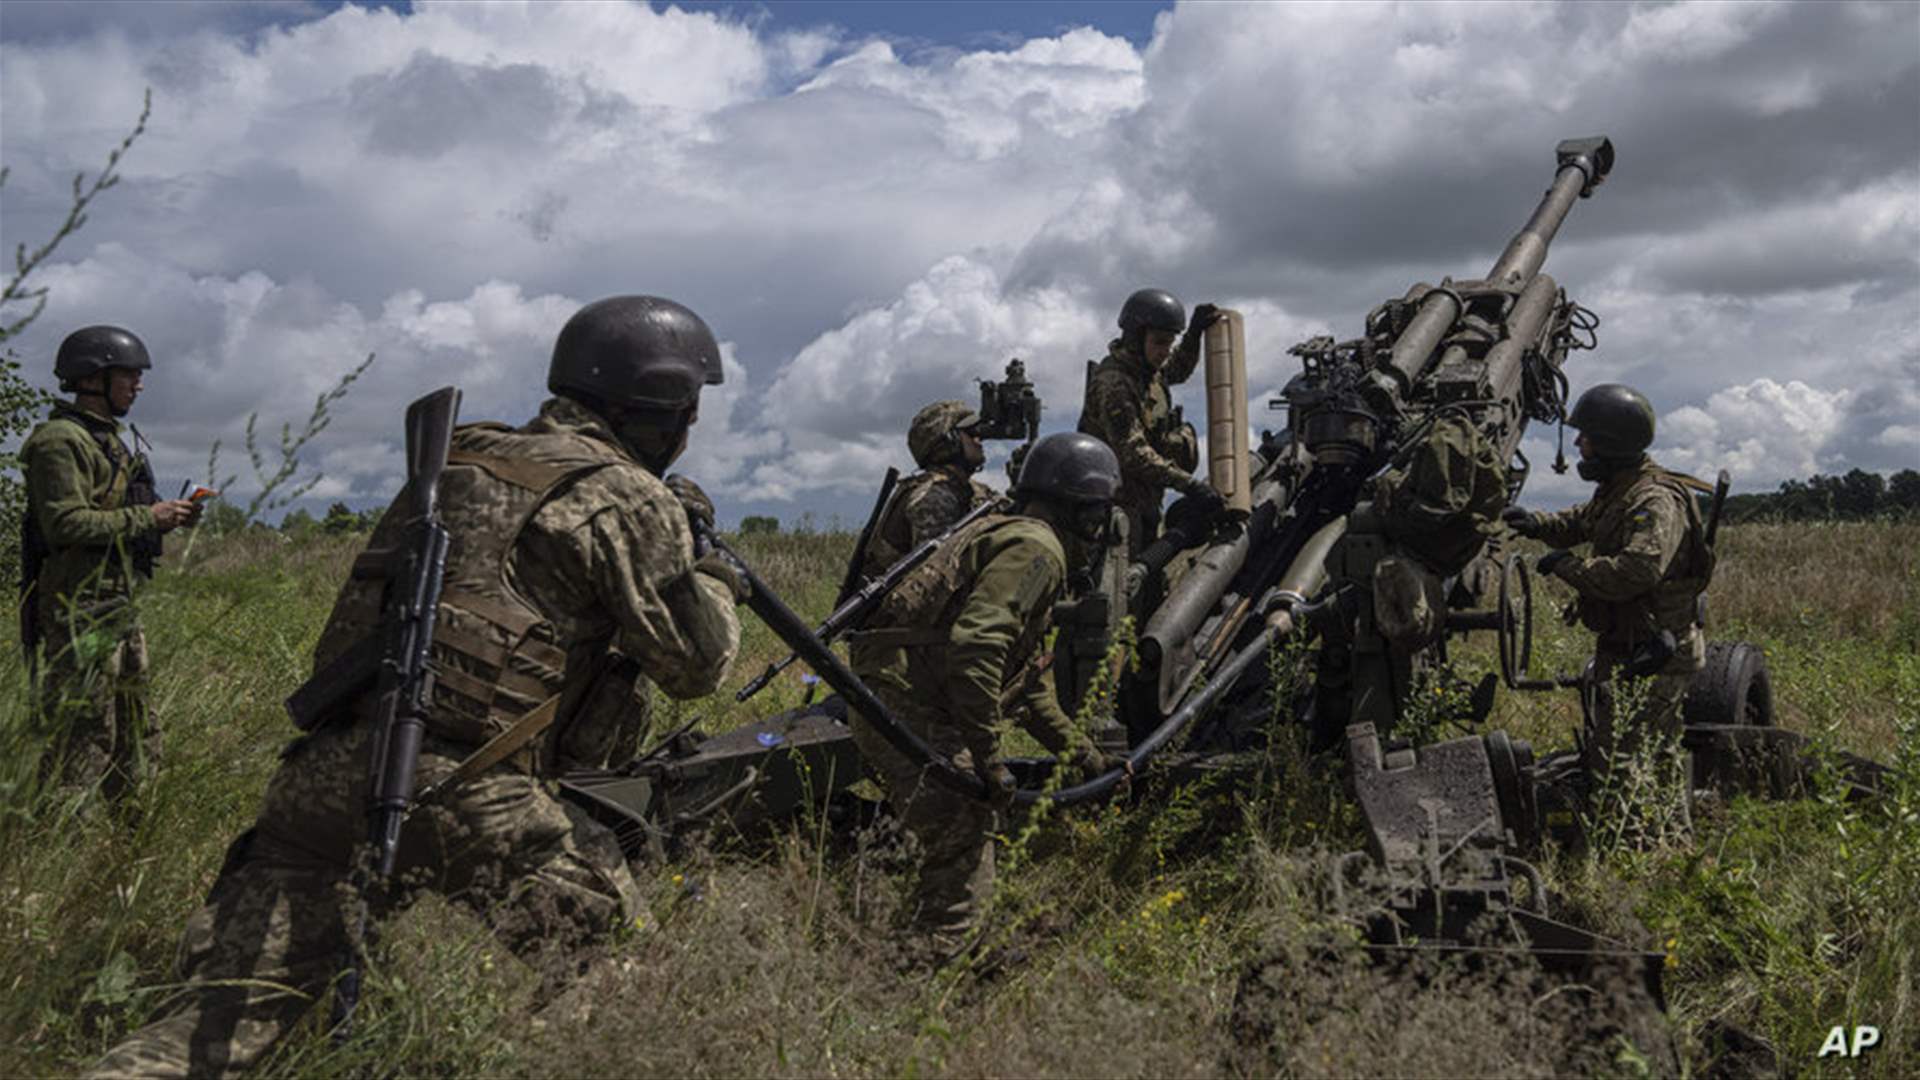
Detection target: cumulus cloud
<box><xmin>2</xmin><ymin>0</ymin><xmax>1915</xmax><ymax>528</ymax></box>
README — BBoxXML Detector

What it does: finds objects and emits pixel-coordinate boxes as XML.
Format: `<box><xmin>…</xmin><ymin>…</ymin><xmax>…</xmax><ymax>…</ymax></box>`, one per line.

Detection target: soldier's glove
<box><xmin>1501</xmin><ymin>506</ymin><xmax>1541</xmax><ymax>538</ymax></box>
<box><xmin>1068</xmin><ymin>745</ymin><xmax>1131</xmax><ymax>786</ymax></box>
<box><xmin>664</xmin><ymin>474</ymin><xmax>716</xmax><ymax>535</ymax></box>
<box><xmin>1624</xmin><ymin>629</ymin><xmax>1678</xmax><ymax>678</ymax></box>
<box><xmin>1186</xmin><ymin>484</ymin><xmax>1227</xmax><ymax>521</ymax></box>
<box><xmin>1536</xmin><ymin>549</ymin><xmax>1573</xmax><ymax>577</ymax></box>
<box><xmin>976</xmin><ymin>754</ymin><xmax>1017</xmax><ymax>810</ymax></box>
<box><xmin>1187</xmin><ymin>302</ymin><xmax>1223</xmax><ymax>337</ymax></box>
<box><xmin>693</xmin><ymin>550</ymin><xmax>752</xmax><ymax>603</ymax></box>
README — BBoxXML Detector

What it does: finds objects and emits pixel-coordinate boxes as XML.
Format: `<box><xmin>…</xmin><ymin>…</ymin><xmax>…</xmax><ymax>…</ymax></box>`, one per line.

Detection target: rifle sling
<box><xmin>422</xmin><ymin>689</ymin><xmax>566</xmax><ymax>801</ymax></box>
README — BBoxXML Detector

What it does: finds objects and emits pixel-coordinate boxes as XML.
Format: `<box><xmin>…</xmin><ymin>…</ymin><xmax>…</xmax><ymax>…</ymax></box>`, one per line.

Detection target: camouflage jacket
<box><xmin>852</xmin><ymin>514</ymin><xmax>1089</xmax><ymax>765</ymax></box>
<box><xmin>309</xmin><ymin>397</ymin><xmax>740</xmax><ymax>772</ymax></box>
<box><xmin>19</xmin><ymin>400</ymin><xmax>160</xmax><ymax>622</ymax></box>
<box><xmin>1535</xmin><ymin>455</ymin><xmax>1712</xmax><ymax>653</ymax></box>
<box><xmin>860</xmin><ymin>465</ymin><xmax>998</xmax><ymax>581</ymax></box>
<box><xmin>1076</xmin><ymin>336</ymin><xmax>1204</xmax><ymax>517</ymax></box>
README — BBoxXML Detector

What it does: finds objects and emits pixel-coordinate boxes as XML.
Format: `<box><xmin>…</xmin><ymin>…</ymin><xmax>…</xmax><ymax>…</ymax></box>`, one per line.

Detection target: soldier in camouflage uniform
<box><xmin>90</xmin><ymin>297</ymin><xmax>747</xmax><ymax>1078</ymax></box>
<box><xmin>1076</xmin><ymin>289</ymin><xmax>1225</xmax><ymax>555</ymax></box>
<box><xmin>20</xmin><ymin>326</ymin><xmax>202</xmax><ymax>804</ymax></box>
<box><xmin>858</xmin><ymin>399</ymin><xmax>998</xmax><ymax>582</ymax></box>
<box><xmin>1504</xmin><ymin>384</ymin><xmax>1714</xmax><ymax>779</ymax></box>
<box><xmin>848</xmin><ymin>432</ymin><xmax>1126</xmax><ymax>961</ymax></box>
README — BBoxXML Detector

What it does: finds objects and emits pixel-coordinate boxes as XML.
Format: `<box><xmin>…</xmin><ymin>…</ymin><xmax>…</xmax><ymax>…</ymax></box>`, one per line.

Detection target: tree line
<box><xmin>1720</xmin><ymin>467</ymin><xmax>1920</xmax><ymax>523</ymax></box>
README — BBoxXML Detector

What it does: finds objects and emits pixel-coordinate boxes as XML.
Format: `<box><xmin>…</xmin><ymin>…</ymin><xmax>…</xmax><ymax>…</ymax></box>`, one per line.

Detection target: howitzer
<box><xmin>734</xmin><ymin>495</ymin><xmax>1007</xmax><ymax>702</ymax></box>
<box><xmin>328</xmin><ymin>386</ymin><xmax>460</xmax><ymax>1033</ymax></box>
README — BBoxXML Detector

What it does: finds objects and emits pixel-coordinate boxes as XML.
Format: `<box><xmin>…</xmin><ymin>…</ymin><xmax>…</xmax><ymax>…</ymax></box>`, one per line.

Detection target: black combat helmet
<box><xmin>1014</xmin><ymin>431</ymin><xmax>1121</xmax><ymax>505</ymax></box>
<box><xmin>1567</xmin><ymin>383</ymin><xmax>1655</xmax><ymax>459</ymax></box>
<box><xmin>55</xmin><ymin>325</ymin><xmax>151</xmax><ymax>390</ymax></box>
<box><xmin>549</xmin><ymin>296</ymin><xmax>723</xmax><ymax>416</ymax></box>
<box><xmin>1117</xmin><ymin>288</ymin><xmax>1185</xmax><ymax>335</ymax></box>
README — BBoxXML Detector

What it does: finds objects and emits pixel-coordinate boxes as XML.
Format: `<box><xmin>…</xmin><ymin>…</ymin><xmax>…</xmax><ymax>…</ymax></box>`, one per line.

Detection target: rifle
<box><xmin>835</xmin><ymin>467</ymin><xmax>899</xmax><ymax>606</ymax></box>
<box><xmin>330</xmin><ymin>386</ymin><xmax>460</xmax><ymax>1034</ymax></box>
<box><xmin>735</xmin><ymin>495</ymin><xmax>1004</xmax><ymax>702</ymax></box>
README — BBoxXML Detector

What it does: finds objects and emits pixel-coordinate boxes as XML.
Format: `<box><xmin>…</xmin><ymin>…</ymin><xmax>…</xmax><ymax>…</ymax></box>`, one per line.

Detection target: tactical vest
<box><xmin>1079</xmin><ymin>349</ymin><xmax>1187</xmax><ymax>510</ymax></box>
<box><xmin>317</xmin><ymin>422</ymin><xmax>634</xmax><ymax>750</ymax></box>
<box><xmin>861</xmin><ymin>469</ymin><xmax>989</xmax><ymax>581</ymax></box>
<box><xmin>1578</xmin><ymin>464</ymin><xmax>1715</xmax><ymax>642</ymax></box>
<box><xmin>18</xmin><ymin>415</ymin><xmax>159</xmax><ymax>657</ymax></box>
<box><xmin>855</xmin><ymin>514</ymin><xmax>1062</xmax><ymax>697</ymax></box>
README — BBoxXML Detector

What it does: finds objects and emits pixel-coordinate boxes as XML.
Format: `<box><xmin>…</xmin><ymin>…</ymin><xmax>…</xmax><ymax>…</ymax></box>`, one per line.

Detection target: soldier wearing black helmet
<box><xmin>1077</xmin><ymin>288</ymin><xmax>1224</xmax><ymax>555</ymax></box>
<box><xmin>20</xmin><ymin>325</ymin><xmax>203</xmax><ymax>805</ymax></box>
<box><xmin>92</xmin><ymin>296</ymin><xmax>749</xmax><ymax>1078</ymax></box>
<box><xmin>847</xmin><ymin>431</ymin><xmax>1128</xmax><ymax>963</ymax></box>
<box><xmin>1503</xmin><ymin>384</ymin><xmax>1716</xmax><ymax>784</ymax></box>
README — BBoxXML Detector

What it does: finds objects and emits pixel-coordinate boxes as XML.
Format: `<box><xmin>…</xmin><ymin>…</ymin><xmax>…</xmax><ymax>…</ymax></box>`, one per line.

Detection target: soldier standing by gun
<box><xmin>1503</xmin><ymin>384</ymin><xmax>1715</xmax><ymax>789</ymax></box>
<box><xmin>857</xmin><ymin>399</ymin><xmax>997</xmax><ymax>582</ymax></box>
<box><xmin>1077</xmin><ymin>289</ymin><xmax>1225</xmax><ymax>556</ymax></box>
<box><xmin>90</xmin><ymin>296</ymin><xmax>749</xmax><ymax>1078</ymax></box>
<box><xmin>20</xmin><ymin>325</ymin><xmax>202</xmax><ymax>806</ymax></box>
<box><xmin>845</xmin><ymin>432</ymin><xmax>1128</xmax><ymax>964</ymax></box>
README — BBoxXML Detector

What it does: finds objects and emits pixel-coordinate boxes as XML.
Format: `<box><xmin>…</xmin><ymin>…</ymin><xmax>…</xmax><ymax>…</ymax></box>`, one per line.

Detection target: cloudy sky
<box><xmin>2</xmin><ymin>0</ymin><xmax>1914</xmax><ymax>525</ymax></box>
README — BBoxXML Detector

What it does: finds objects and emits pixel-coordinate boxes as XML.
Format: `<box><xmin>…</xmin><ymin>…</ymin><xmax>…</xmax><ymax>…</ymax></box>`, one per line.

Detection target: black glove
<box><xmin>1536</xmin><ymin>549</ymin><xmax>1573</xmax><ymax>577</ymax></box>
<box><xmin>664</xmin><ymin>474</ymin><xmax>715</xmax><ymax>535</ymax></box>
<box><xmin>1501</xmin><ymin>505</ymin><xmax>1540</xmax><ymax>538</ymax></box>
<box><xmin>1187</xmin><ymin>302</ymin><xmax>1222</xmax><ymax>336</ymax></box>
<box><xmin>1185</xmin><ymin>482</ymin><xmax>1227</xmax><ymax>519</ymax></box>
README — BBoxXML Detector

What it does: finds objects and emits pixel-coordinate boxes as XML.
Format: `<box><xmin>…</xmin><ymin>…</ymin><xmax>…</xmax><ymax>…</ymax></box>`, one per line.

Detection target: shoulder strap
<box><xmin>447</xmin><ymin>449</ymin><xmax>605</xmax><ymax>493</ymax></box>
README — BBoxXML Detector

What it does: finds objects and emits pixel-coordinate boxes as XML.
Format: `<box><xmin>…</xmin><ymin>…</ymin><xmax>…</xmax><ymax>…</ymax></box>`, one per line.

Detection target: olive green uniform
<box><xmin>848</xmin><ymin>514</ymin><xmax>1094</xmax><ymax>950</ymax></box>
<box><xmin>1076</xmin><ymin>336</ymin><xmax>1205</xmax><ymax>555</ymax></box>
<box><xmin>1533</xmin><ymin>455</ymin><xmax>1712</xmax><ymax>768</ymax></box>
<box><xmin>19</xmin><ymin>400</ymin><xmax>164</xmax><ymax>802</ymax></box>
<box><xmin>90</xmin><ymin>398</ymin><xmax>740</xmax><ymax>1078</ymax></box>
<box><xmin>858</xmin><ymin>465</ymin><xmax>997</xmax><ymax>581</ymax></box>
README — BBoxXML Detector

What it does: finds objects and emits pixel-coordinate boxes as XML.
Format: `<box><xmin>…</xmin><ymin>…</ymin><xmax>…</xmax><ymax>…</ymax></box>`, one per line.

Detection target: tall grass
<box><xmin>1</xmin><ymin>523</ymin><xmax>1913</xmax><ymax>1076</ymax></box>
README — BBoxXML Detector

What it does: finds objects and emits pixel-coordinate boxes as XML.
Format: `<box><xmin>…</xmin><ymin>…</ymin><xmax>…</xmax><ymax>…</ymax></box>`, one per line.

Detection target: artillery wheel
<box><xmin>1497</xmin><ymin>551</ymin><xmax>1535</xmax><ymax>688</ymax></box>
<box><xmin>1683</xmin><ymin>641</ymin><xmax>1773</xmax><ymax>728</ymax></box>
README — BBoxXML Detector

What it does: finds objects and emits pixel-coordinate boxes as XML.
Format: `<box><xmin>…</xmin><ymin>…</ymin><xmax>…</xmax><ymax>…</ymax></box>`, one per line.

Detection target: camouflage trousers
<box><xmin>1582</xmin><ymin>634</ymin><xmax>1705</xmax><ymax>772</ymax></box>
<box><xmin>88</xmin><ymin>720</ymin><xmax>641</xmax><ymax>1079</ymax></box>
<box><xmin>35</xmin><ymin>611</ymin><xmax>158</xmax><ymax>805</ymax></box>
<box><xmin>1581</xmin><ymin>636</ymin><xmax>1705</xmax><ymax>846</ymax></box>
<box><xmin>848</xmin><ymin>682</ymin><xmax>997</xmax><ymax>953</ymax></box>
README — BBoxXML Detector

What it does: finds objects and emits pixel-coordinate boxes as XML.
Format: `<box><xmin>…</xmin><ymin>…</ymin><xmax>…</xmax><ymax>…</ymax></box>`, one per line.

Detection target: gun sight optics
<box><xmin>975</xmin><ymin>358</ymin><xmax>1043</xmax><ymax>441</ymax></box>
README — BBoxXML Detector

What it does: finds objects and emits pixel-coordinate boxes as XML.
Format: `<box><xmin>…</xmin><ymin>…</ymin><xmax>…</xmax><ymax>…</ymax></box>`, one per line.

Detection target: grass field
<box><xmin>1</xmin><ymin>521</ymin><xmax>1914</xmax><ymax>1077</ymax></box>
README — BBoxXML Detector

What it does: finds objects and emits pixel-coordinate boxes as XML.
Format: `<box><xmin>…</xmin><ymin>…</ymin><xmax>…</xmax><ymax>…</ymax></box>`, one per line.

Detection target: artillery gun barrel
<box><xmin>1378</xmin><ymin>137</ymin><xmax>1613</xmax><ymax>397</ymax></box>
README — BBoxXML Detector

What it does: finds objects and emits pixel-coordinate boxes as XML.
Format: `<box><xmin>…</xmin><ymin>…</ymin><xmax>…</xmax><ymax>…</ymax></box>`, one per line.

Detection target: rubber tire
<box><xmin>1683</xmin><ymin>640</ymin><xmax>1773</xmax><ymax>728</ymax></box>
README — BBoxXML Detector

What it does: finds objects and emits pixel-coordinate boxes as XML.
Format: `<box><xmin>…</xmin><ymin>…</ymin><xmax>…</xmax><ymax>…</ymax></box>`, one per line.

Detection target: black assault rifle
<box><xmin>327</xmin><ymin>386</ymin><xmax>460</xmax><ymax>1033</ymax></box>
<box><xmin>734</xmin><ymin>494</ymin><xmax>1005</xmax><ymax>702</ymax></box>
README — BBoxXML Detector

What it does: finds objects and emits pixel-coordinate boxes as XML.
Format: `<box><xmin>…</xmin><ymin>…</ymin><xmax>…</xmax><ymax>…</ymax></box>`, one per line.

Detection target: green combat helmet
<box><xmin>907</xmin><ymin>399</ymin><xmax>980</xmax><ymax>468</ymax></box>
